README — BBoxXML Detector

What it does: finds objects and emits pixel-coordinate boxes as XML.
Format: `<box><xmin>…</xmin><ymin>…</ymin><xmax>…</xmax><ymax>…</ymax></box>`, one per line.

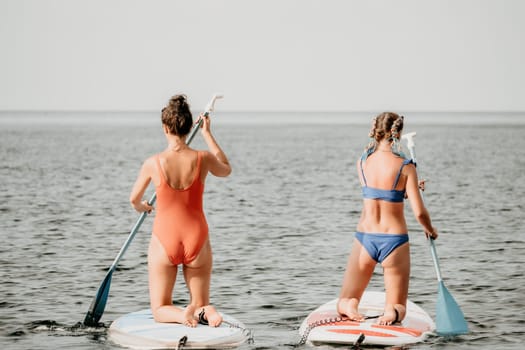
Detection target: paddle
<box><xmin>402</xmin><ymin>132</ymin><xmax>469</xmax><ymax>336</ymax></box>
<box><xmin>83</xmin><ymin>94</ymin><xmax>224</xmax><ymax>327</ymax></box>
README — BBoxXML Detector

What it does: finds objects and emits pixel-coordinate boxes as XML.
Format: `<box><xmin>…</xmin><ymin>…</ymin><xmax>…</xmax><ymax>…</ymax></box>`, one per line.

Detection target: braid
<box><xmin>368</xmin><ymin>117</ymin><xmax>377</xmax><ymax>138</ymax></box>
<box><xmin>363</xmin><ymin>117</ymin><xmax>378</xmax><ymax>159</ymax></box>
<box><xmin>390</xmin><ymin>115</ymin><xmax>405</xmax><ymax>157</ymax></box>
<box><xmin>390</xmin><ymin>116</ymin><xmax>404</xmax><ymax>140</ymax></box>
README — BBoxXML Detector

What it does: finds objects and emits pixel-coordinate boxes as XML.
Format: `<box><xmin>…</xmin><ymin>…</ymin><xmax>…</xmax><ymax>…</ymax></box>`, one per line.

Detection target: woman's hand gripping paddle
<box><xmin>83</xmin><ymin>94</ymin><xmax>224</xmax><ymax>327</ymax></box>
<box><xmin>402</xmin><ymin>132</ymin><xmax>468</xmax><ymax>336</ymax></box>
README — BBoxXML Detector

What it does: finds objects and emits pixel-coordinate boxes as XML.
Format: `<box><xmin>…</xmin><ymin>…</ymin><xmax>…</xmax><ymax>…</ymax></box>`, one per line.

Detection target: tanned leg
<box><xmin>184</xmin><ymin>239</ymin><xmax>222</xmax><ymax>327</ymax></box>
<box><xmin>338</xmin><ymin>239</ymin><xmax>377</xmax><ymax>321</ymax></box>
<box><xmin>148</xmin><ymin>235</ymin><xmax>197</xmax><ymax>326</ymax></box>
<box><xmin>379</xmin><ymin>242</ymin><xmax>410</xmax><ymax>325</ymax></box>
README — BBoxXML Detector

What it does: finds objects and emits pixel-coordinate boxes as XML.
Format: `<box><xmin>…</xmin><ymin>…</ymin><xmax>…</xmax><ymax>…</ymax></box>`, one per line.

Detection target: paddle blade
<box><xmin>435</xmin><ymin>281</ymin><xmax>469</xmax><ymax>336</ymax></box>
<box><xmin>84</xmin><ymin>270</ymin><xmax>113</xmax><ymax>326</ymax></box>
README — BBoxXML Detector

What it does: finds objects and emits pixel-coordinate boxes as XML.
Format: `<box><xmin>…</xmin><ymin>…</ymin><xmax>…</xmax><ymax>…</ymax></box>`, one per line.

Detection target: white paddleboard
<box><xmin>109</xmin><ymin>309</ymin><xmax>250</xmax><ymax>349</ymax></box>
<box><xmin>299</xmin><ymin>291</ymin><xmax>435</xmax><ymax>346</ymax></box>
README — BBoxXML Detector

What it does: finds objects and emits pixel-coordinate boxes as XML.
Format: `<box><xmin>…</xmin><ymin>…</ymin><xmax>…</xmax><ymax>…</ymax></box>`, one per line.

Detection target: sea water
<box><xmin>1</xmin><ymin>111</ymin><xmax>524</xmax><ymax>349</ymax></box>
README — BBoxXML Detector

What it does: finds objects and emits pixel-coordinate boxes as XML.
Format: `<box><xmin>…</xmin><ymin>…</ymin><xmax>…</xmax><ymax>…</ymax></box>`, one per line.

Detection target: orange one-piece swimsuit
<box><xmin>152</xmin><ymin>152</ymin><xmax>208</xmax><ymax>265</ymax></box>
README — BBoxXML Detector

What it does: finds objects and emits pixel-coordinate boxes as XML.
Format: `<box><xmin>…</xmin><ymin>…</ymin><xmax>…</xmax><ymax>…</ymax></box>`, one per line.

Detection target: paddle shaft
<box><xmin>404</xmin><ymin>138</ymin><xmax>443</xmax><ymax>283</ymax></box>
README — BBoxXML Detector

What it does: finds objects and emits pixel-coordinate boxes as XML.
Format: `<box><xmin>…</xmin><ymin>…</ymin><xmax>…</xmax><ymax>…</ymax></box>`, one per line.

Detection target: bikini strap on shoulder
<box><xmin>392</xmin><ymin>159</ymin><xmax>413</xmax><ymax>189</ymax></box>
<box><xmin>359</xmin><ymin>158</ymin><xmax>368</xmax><ymax>186</ymax></box>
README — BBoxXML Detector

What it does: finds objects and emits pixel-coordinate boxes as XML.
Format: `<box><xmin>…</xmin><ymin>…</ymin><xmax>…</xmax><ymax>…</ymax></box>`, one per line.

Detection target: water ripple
<box><xmin>1</xmin><ymin>118</ymin><xmax>524</xmax><ymax>349</ymax></box>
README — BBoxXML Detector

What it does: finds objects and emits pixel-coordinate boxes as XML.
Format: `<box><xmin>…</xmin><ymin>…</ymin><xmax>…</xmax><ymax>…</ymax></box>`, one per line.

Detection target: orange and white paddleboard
<box><xmin>299</xmin><ymin>291</ymin><xmax>435</xmax><ymax>347</ymax></box>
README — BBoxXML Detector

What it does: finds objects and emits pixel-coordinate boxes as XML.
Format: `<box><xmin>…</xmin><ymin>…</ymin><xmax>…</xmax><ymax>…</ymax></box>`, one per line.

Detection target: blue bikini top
<box><xmin>360</xmin><ymin>157</ymin><xmax>413</xmax><ymax>203</ymax></box>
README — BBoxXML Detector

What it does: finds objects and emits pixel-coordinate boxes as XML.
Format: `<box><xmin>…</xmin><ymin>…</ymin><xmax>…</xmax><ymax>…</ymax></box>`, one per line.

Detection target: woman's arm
<box><xmin>129</xmin><ymin>158</ymin><xmax>155</xmax><ymax>213</ymax></box>
<box><xmin>200</xmin><ymin>115</ymin><xmax>231</xmax><ymax>177</ymax></box>
<box><xmin>405</xmin><ymin>164</ymin><xmax>438</xmax><ymax>239</ymax></box>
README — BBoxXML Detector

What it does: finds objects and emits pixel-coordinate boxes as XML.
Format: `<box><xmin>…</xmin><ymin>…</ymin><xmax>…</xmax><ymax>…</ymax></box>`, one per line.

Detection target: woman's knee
<box><xmin>149</xmin><ymin>303</ymin><xmax>165</xmax><ymax>322</ymax></box>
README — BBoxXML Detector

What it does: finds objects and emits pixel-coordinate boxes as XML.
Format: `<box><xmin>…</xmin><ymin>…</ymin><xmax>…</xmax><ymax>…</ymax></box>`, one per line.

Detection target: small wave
<box><xmin>11</xmin><ymin>320</ymin><xmax>108</xmax><ymax>337</ymax></box>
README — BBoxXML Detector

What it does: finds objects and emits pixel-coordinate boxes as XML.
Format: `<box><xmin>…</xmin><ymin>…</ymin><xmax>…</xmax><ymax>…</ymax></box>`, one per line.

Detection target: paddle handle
<box><xmin>403</xmin><ymin>132</ymin><xmax>443</xmax><ymax>283</ymax></box>
<box><xmin>186</xmin><ymin>94</ymin><xmax>223</xmax><ymax>144</ymax></box>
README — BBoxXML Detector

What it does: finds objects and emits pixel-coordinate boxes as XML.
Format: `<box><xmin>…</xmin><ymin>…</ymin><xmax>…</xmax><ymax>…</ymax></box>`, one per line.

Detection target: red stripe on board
<box><xmin>328</xmin><ymin>329</ymin><xmax>396</xmax><ymax>338</ymax></box>
<box><xmin>372</xmin><ymin>325</ymin><xmax>422</xmax><ymax>337</ymax></box>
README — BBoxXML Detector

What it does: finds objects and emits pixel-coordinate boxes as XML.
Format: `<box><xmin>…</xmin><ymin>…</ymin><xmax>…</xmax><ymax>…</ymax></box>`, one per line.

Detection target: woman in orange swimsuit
<box><xmin>130</xmin><ymin>95</ymin><xmax>231</xmax><ymax>327</ymax></box>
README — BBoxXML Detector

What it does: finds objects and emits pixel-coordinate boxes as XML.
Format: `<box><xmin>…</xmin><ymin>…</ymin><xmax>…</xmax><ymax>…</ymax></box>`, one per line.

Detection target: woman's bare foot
<box><xmin>196</xmin><ymin>305</ymin><xmax>223</xmax><ymax>327</ymax></box>
<box><xmin>378</xmin><ymin>304</ymin><xmax>405</xmax><ymax>325</ymax></box>
<box><xmin>337</xmin><ymin>298</ymin><xmax>364</xmax><ymax>322</ymax></box>
<box><xmin>184</xmin><ymin>304</ymin><xmax>197</xmax><ymax>327</ymax></box>
<box><xmin>151</xmin><ymin>304</ymin><xmax>198</xmax><ymax>325</ymax></box>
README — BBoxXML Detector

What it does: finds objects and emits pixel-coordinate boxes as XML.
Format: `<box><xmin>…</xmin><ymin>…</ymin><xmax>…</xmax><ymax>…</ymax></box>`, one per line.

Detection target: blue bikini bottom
<box><xmin>355</xmin><ymin>232</ymin><xmax>409</xmax><ymax>263</ymax></box>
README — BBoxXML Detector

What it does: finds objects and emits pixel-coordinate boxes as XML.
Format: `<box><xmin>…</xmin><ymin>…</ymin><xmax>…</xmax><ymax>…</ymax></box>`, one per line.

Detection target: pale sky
<box><xmin>1</xmin><ymin>0</ymin><xmax>524</xmax><ymax>112</ymax></box>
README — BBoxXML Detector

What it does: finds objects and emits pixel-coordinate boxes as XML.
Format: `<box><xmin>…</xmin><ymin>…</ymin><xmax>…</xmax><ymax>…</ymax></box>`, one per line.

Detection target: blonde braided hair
<box><xmin>362</xmin><ymin>112</ymin><xmax>406</xmax><ymax>159</ymax></box>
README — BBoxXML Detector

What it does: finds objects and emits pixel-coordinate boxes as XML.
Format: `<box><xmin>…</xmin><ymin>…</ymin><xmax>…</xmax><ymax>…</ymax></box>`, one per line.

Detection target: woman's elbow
<box><xmin>215</xmin><ymin>164</ymin><xmax>232</xmax><ymax>177</ymax></box>
<box><xmin>129</xmin><ymin>196</ymin><xmax>141</xmax><ymax>210</ymax></box>
<box><xmin>414</xmin><ymin>209</ymin><xmax>430</xmax><ymax>223</ymax></box>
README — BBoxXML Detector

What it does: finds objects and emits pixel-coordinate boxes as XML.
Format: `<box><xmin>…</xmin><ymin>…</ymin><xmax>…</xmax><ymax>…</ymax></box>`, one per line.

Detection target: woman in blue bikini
<box><xmin>337</xmin><ymin>112</ymin><xmax>438</xmax><ymax>325</ymax></box>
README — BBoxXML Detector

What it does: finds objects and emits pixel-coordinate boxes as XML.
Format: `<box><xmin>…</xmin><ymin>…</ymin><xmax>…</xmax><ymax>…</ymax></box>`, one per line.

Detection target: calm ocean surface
<box><xmin>1</xmin><ymin>111</ymin><xmax>524</xmax><ymax>349</ymax></box>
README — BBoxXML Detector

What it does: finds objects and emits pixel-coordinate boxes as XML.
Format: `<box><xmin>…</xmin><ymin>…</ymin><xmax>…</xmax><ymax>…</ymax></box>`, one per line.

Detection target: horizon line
<box><xmin>1</xmin><ymin>109</ymin><xmax>525</xmax><ymax>114</ymax></box>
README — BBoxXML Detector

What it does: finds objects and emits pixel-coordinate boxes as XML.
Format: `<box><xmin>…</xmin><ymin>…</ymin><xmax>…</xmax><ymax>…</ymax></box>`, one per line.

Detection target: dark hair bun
<box><xmin>161</xmin><ymin>94</ymin><xmax>193</xmax><ymax>136</ymax></box>
<box><xmin>169</xmin><ymin>95</ymin><xmax>187</xmax><ymax>108</ymax></box>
